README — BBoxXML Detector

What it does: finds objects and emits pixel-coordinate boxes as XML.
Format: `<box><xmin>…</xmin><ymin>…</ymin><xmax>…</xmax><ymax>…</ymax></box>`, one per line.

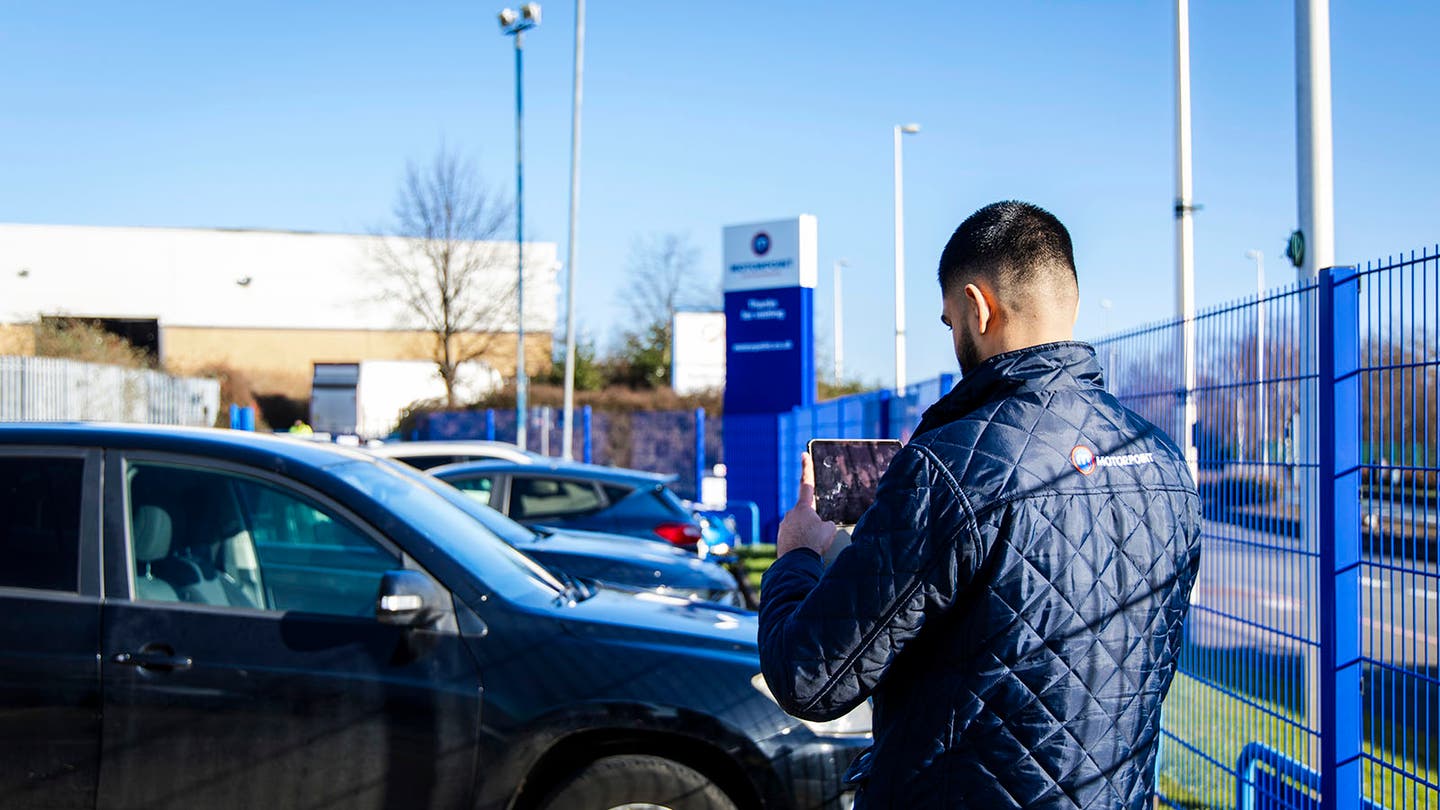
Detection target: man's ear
<box><xmin>963</xmin><ymin>282</ymin><xmax>994</xmax><ymax>335</ymax></box>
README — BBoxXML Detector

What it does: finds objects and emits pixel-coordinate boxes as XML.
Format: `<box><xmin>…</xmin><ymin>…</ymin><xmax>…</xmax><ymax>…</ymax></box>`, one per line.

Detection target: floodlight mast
<box><xmin>500</xmin><ymin>5</ymin><xmax>540</xmax><ymax>449</ymax></box>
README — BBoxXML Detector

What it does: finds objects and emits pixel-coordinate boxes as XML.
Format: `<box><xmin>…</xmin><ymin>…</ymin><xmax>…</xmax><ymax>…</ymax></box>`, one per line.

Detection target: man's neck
<box><xmin>979</xmin><ymin>326</ymin><xmax>1075</xmax><ymax>364</ymax></box>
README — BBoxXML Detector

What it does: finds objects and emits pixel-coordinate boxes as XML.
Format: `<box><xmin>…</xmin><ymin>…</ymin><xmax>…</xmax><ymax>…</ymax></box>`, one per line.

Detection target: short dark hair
<box><xmin>937</xmin><ymin>201</ymin><xmax>1078</xmax><ymax>309</ymax></box>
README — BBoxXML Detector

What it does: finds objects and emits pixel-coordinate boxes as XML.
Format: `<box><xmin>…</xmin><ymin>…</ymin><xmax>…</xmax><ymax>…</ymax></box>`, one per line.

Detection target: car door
<box><xmin>97</xmin><ymin>452</ymin><xmax>483</xmax><ymax>810</ymax></box>
<box><xmin>0</xmin><ymin>447</ymin><xmax>102</xmax><ymax>809</ymax></box>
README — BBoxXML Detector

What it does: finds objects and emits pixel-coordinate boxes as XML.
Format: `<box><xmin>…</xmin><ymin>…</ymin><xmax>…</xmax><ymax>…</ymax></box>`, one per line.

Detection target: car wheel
<box><xmin>538</xmin><ymin>754</ymin><xmax>738</xmax><ymax>810</ymax></box>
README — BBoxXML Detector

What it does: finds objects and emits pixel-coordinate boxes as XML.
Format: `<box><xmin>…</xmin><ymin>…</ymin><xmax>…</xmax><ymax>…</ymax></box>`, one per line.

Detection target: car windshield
<box><xmin>328</xmin><ymin>459</ymin><xmax>566</xmax><ymax>602</ymax></box>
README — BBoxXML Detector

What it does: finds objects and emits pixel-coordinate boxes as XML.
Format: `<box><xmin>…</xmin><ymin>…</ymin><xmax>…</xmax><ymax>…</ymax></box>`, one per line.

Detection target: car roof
<box><xmin>0</xmin><ymin>422</ymin><xmax>376</xmax><ymax>469</ymax></box>
<box><xmin>367</xmin><ymin>440</ymin><xmax>538</xmax><ymax>460</ymax></box>
<box><xmin>430</xmin><ymin>458</ymin><xmax>678</xmax><ymax>485</ymax></box>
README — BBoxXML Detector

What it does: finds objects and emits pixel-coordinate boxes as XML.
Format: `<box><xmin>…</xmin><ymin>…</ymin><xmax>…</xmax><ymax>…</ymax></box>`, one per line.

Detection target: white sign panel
<box><xmin>722</xmin><ymin>216</ymin><xmax>817</xmax><ymax>292</ymax></box>
<box><xmin>671</xmin><ymin>310</ymin><xmax>726</xmax><ymax>395</ymax></box>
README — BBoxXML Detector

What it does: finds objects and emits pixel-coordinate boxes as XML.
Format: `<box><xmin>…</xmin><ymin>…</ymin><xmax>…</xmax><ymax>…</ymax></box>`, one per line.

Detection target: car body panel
<box><xmin>368</xmin><ymin>440</ymin><xmax>541</xmax><ymax>470</ymax></box>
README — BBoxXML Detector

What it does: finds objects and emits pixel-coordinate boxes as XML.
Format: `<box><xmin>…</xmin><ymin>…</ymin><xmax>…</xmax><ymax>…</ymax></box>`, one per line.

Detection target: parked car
<box><xmin>0</xmin><ymin>423</ymin><xmax>867</xmax><ymax>809</ymax></box>
<box><xmin>431</xmin><ymin>459</ymin><xmax>707</xmax><ymax>549</ymax></box>
<box><xmin>369</xmin><ymin>439</ymin><xmax>542</xmax><ymax>470</ymax></box>
<box><xmin>383</xmin><ymin>460</ymin><xmax>746</xmax><ymax>607</ymax></box>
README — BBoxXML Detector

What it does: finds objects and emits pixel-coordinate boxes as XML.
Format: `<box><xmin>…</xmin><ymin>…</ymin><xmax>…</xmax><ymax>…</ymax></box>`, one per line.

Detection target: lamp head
<box><xmin>1245</xmin><ymin>249</ymin><xmax>1262</xmax><ymax>260</ymax></box>
<box><xmin>498</xmin><ymin>8</ymin><xmax>518</xmax><ymax>27</ymax></box>
<box><xmin>521</xmin><ymin>2</ymin><xmax>541</xmax><ymax>23</ymax></box>
<box><xmin>899</xmin><ymin>123</ymin><xmax>921</xmax><ymax>134</ymax></box>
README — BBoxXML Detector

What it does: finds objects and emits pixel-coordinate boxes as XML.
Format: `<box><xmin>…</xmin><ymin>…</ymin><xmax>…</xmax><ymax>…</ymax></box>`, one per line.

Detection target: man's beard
<box><xmin>956</xmin><ymin>323</ymin><xmax>984</xmax><ymax>376</ymax></box>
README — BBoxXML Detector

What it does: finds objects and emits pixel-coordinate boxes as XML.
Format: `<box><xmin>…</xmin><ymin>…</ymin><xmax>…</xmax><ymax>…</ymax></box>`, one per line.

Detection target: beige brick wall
<box><xmin>0</xmin><ymin>324</ymin><xmax>35</xmax><ymax>354</ymax></box>
<box><xmin>161</xmin><ymin>327</ymin><xmax>553</xmax><ymax>399</ymax></box>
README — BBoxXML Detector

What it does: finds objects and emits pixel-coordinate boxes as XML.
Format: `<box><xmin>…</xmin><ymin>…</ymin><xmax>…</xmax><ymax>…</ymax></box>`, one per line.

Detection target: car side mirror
<box><xmin>375</xmin><ymin>570</ymin><xmax>445</xmax><ymax>628</ymax></box>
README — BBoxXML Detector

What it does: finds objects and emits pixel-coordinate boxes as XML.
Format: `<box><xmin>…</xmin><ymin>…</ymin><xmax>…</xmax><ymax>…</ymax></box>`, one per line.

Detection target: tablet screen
<box><xmin>808</xmin><ymin>439</ymin><xmax>903</xmax><ymax>526</ymax></box>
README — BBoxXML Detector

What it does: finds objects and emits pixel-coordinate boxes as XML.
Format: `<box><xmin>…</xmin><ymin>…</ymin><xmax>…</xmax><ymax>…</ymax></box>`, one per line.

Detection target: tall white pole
<box><xmin>1297</xmin><ymin>0</ymin><xmax>1336</xmax><ymax>280</ymax></box>
<box><xmin>1175</xmin><ymin>0</ymin><xmax>1198</xmax><ymax>481</ymax></box>
<box><xmin>833</xmin><ymin>259</ymin><xmax>846</xmax><ymax>383</ymax></box>
<box><xmin>892</xmin><ymin>126</ymin><xmax>908</xmax><ymax>393</ymax></box>
<box><xmin>1296</xmin><ymin>0</ymin><xmax>1335</xmax><ymax>763</ymax></box>
<box><xmin>560</xmin><ymin>0</ymin><xmax>585</xmax><ymax>459</ymax></box>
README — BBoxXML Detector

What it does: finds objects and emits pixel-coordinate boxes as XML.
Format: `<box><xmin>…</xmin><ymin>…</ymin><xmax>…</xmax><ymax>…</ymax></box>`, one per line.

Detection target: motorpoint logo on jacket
<box><xmin>1071</xmin><ymin>445</ymin><xmax>1098</xmax><ymax>475</ymax></box>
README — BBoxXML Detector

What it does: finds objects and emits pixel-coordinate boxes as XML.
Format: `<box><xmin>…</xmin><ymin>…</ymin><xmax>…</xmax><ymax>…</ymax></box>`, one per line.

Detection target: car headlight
<box><xmin>750</xmin><ymin>674</ymin><xmax>873</xmax><ymax>738</ymax></box>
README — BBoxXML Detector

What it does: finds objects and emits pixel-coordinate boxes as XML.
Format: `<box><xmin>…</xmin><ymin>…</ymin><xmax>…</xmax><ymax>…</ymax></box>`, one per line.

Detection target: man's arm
<box><xmin>758</xmin><ymin>443</ymin><xmax>979</xmax><ymax>721</ymax></box>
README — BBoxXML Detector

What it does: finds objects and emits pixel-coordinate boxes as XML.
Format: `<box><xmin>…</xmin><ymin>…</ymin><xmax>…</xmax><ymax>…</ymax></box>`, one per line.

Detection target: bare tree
<box><xmin>608</xmin><ymin>233</ymin><xmax>715</xmax><ymax>388</ymax></box>
<box><xmin>371</xmin><ymin>147</ymin><xmax>514</xmax><ymax>407</ymax></box>
<box><xmin>619</xmin><ymin>233</ymin><xmax>713</xmax><ymax>330</ymax></box>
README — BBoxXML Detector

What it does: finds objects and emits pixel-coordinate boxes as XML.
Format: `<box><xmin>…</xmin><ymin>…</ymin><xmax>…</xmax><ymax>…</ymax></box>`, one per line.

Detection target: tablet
<box><xmin>807</xmin><ymin>439</ymin><xmax>903</xmax><ymax>527</ymax></box>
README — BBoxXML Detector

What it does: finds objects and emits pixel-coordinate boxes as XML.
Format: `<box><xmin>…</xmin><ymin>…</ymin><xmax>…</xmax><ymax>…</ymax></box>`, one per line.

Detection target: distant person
<box><xmin>288</xmin><ymin>419</ymin><xmax>313</xmax><ymax>436</ymax></box>
<box><xmin>759</xmin><ymin>201</ymin><xmax>1203</xmax><ymax>808</ymax></box>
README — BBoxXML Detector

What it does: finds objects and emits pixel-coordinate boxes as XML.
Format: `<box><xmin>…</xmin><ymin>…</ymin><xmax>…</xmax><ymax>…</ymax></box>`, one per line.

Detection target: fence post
<box><xmin>485</xmin><ymin>409</ymin><xmax>496</xmax><ymax>441</ymax></box>
<box><xmin>878</xmin><ymin>389</ymin><xmax>892</xmax><ymax>439</ymax></box>
<box><xmin>1318</xmin><ymin>264</ymin><xmax>1362</xmax><ymax>809</ymax></box>
<box><xmin>582</xmin><ymin>406</ymin><xmax>593</xmax><ymax>464</ymax></box>
<box><xmin>694</xmin><ymin>407</ymin><xmax>706</xmax><ymax>502</ymax></box>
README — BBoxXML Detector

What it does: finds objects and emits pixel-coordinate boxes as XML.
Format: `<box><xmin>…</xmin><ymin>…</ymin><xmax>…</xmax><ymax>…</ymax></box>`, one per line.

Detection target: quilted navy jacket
<box><xmin>759</xmin><ymin>342</ymin><xmax>1202</xmax><ymax>809</ymax></box>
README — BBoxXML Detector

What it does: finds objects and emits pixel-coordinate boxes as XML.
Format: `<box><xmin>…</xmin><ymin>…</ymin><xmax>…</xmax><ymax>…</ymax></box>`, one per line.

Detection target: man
<box><xmin>758</xmin><ymin>201</ymin><xmax>1202</xmax><ymax>809</ymax></box>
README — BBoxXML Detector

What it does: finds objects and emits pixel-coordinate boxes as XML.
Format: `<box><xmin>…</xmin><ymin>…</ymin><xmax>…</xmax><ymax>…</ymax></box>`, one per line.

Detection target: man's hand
<box><xmin>777</xmin><ymin>453</ymin><xmax>837</xmax><ymax>558</ymax></box>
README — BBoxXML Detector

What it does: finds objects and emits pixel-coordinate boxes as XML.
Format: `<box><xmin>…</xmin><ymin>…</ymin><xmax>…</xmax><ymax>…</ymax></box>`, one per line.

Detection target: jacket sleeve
<box><xmin>757</xmin><ymin>442</ymin><xmax>980</xmax><ymax>721</ymax></box>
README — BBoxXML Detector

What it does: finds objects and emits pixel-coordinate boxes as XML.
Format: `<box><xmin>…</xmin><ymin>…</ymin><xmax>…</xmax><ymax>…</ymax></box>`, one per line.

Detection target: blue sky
<box><xmin>3</xmin><ymin>1</ymin><xmax>1437</xmax><ymax>387</ymax></box>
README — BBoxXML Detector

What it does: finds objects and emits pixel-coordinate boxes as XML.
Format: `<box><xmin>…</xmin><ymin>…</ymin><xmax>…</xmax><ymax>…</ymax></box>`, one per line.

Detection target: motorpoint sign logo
<box><xmin>1071</xmin><ymin>445</ymin><xmax>1098</xmax><ymax>475</ymax></box>
<box><xmin>751</xmin><ymin>232</ymin><xmax>771</xmax><ymax>256</ymax></box>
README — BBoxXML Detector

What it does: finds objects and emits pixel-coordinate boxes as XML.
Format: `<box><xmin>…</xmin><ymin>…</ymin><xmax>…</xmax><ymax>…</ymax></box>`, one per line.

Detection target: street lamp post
<box><xmin>892</xmin><ymin>123</ymin><xmax>920</xmax><ymax>393</ymax></box>
<box><xmin>561</xmin><ymin>0</ymin><xmax>585</xmax><ymax>460</ymax></box>
<box><xmin>500</xmin><ymin>3</ymin><xmax>540</xmax><ymax>450</ymax></box>
<box><xmin>833</xmin><ymin>259</ymin><xmax>848</xmax><ymax>384</ymax></box>
<box><xmin>1247</xmin><ymin>249</ymin><xmax>1267</xmax><ymax>465</ymax></box>
<box><xmin>1174</xmin><ymin>0</ymin><xmax>1198</xmax><ymax>481</ymax></box>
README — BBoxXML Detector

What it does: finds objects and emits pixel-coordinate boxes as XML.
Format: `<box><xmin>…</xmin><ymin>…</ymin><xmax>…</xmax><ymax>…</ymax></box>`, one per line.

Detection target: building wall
<box><xmin>1</xmin><ymin>223</ymin><xmax>560</xmax><ymax>401</ymax></box>
<box><xmin>162</xmin><ymin>326</ymin><xmax>553</xmax><ymax>399</ymax></box>
<box><xmin>0</xmin><ymin>223</ymin><xmax>559</xmax><ymax>333</ymax></box>
<box><xmin>0</xmin><ymin>324</ymin><xmax>35</xmax><ymax>355</ymax></box>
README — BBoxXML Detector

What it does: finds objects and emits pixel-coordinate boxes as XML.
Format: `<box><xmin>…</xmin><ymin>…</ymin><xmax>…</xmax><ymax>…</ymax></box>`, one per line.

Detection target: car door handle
<box><xmin>113</xmin><ymin>650</ymin><xmax>193</xmax><ymax>672</ymax></box>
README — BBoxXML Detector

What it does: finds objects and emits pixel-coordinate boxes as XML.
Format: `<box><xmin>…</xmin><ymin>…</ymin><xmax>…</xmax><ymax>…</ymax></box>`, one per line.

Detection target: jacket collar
<box><xmin>914</xmin><ymin>341</ymin><xmax>1104</xmax><ymax>438</ymax></box>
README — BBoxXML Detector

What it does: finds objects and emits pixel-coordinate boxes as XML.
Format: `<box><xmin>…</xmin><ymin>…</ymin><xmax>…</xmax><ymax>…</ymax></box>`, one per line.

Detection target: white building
<box><xmin>0</xmin><ymin>223</ymin><xmax>559</xmax><ymax>398</ymax></box>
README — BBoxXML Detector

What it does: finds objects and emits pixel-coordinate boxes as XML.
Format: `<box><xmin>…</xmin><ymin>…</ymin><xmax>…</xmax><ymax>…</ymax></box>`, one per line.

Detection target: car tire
<box><xmin>538</xmin><ymin>754</ymin><xmax>738</xmax><ymax>810</ymax></box>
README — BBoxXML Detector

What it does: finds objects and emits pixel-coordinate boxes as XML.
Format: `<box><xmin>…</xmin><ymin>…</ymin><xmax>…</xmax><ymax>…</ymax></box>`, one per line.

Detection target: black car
<box><xmin>383</xmin><ymin>460</ymin><xmax>745</xmax><ymax>607</ymax></box>
<box><xmin>0</xmin><ymin>424</ymin><xmax>866</xmax><ymax>809</ymax></box>
<box><xmin>431</xmin><ymin>459</ymin><xmax>706</xmax><ymax>549</ymax></box>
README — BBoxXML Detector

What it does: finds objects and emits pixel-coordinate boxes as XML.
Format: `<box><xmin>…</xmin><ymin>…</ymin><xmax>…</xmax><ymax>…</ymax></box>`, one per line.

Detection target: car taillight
<box><xmin>654</xmin><ymin>521</ymin><xmax>702</xmax><ymax>546</ymax></box>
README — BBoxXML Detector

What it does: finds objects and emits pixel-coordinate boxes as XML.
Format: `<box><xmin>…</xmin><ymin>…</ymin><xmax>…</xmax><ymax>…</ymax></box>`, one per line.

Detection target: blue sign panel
<box><xmin>723</xmin><ymin>286</ymin><xmax>815</xmax><ymax>415</ymax></box>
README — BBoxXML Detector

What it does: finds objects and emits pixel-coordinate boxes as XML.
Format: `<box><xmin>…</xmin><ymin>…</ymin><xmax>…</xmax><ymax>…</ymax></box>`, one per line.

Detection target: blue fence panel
<box><xmin>1102</xmin><ymin>277</ymin><xmax>1329</xmax><ymax>809</ymax></box>
<box><xmin>1355</xmin><ymin>248</ymin><xmax>1438</xmax><ymax>810</ymax></box>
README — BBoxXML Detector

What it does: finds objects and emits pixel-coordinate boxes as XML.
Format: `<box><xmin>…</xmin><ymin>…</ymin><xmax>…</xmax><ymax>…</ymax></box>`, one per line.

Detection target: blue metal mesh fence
<box><xmin>1096</xmin><ymin>249</ymin><xmax>1440</xmax><ymax>809</ymax></box>
<box><xmin>1356</xmin><ymin>249</ymin><xmax>1438</xmax><ymax>810</ymax></box>
<box><xmin>419</xmin><ymin>406</ymin><xmax>718</xmax><ymax>501</ymax></box>
<box><xmin>1099</xmin><ymin>279</ymin><xmax>1327</xmax><ymax>809</ymax></box>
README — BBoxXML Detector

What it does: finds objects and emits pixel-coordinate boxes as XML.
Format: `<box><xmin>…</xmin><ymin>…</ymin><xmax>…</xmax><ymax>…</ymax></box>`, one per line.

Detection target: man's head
<box><xmin>937</xmin><ymin>201</ymin><xmax>1080</xmax><ymax>374</ymax></box>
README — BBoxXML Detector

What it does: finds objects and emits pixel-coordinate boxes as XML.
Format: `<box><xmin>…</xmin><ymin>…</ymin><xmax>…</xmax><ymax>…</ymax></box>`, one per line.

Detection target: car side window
<box><xmin>450</xmin><ymin>475</ymin><xmax>496</xmax><ymax>505</ymax></box>
<box><xmin>509</xmin><ymin>476</ymin><xmax>603</xmax><ymax>521</ymax></box>
<box><xmin>127</xmin><ymin>462</ymin><xmax>398</xmax><ymax>618</ymax></box>
<box><xmin>0</xmin><ymin>456</ymin><xmax>83</xmax><ymax>592</ymax></box>
<box><xmin>602</xmin><ymin>484</ymin><xmax>634</xmax><ymax>505</ymax></box>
